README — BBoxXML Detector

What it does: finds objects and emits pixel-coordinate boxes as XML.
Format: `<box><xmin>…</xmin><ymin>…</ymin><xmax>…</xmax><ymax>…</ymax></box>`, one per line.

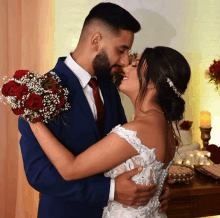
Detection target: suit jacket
<box><xmin>19</xmin><ymin>57</ymin><xmax>127</xmax><ymax>218</ymax></box>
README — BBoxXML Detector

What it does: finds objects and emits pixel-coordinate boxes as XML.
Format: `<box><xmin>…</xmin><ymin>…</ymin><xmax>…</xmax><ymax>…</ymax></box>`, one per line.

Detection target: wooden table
<box><xmin>167</xmin><ymin>172</ymin><xmax>220</xmax><ymax>218</ymax></box>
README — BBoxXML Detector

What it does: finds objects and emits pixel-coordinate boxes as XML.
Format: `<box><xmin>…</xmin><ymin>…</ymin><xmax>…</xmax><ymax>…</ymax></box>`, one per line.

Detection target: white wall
<box><xmin>55</xmin><ymin>0</ymin><xmax>220</xmax><ymax>146</ymax></box>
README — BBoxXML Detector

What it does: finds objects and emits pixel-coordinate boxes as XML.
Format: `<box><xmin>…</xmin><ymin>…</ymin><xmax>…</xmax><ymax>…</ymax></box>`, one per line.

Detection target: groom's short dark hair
<box><xmin>82</xmin><ymin>2</ymin><xmax>141</xmax><ymax>35</ymax></box>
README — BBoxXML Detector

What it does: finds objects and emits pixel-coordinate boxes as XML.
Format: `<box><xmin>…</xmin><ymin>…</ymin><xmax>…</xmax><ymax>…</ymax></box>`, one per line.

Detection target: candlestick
<box><xmin>200</xmin><ymin>127</ymin><xmax>212</xmax><ymax>150</ymax></box>
<box><xmin>200</xmin><ymin>112</ymin><xmax>212</xmax><ymax>150</ymax></box>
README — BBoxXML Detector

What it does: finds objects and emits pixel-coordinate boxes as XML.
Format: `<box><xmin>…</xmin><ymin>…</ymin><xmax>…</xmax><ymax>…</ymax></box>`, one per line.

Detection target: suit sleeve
<box><xmin>19</xmin><ymin>117</ymin><xmax>110</xmax><ymax>207</ymax></box>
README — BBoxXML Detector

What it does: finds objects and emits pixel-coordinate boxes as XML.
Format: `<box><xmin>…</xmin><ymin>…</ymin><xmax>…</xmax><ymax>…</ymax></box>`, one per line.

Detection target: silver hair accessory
<box><xmin>166</xmin><ymin>77</ymin><xmax>181</xmax><ymax>97</ymax></box>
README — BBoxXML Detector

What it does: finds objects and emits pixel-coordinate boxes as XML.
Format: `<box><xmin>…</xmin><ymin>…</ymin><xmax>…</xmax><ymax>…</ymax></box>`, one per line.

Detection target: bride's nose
<box><xmin>123</xmin><ymin>65</ymin><xmax>129</xmax><ymax>74</ymax></box>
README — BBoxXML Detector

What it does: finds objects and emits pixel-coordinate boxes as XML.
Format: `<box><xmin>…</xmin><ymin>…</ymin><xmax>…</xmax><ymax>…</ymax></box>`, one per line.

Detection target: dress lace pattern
<box><xmin>102</xmin><ymin>125</ymin><xmax>174</xmax><ymax>218</ymax></box>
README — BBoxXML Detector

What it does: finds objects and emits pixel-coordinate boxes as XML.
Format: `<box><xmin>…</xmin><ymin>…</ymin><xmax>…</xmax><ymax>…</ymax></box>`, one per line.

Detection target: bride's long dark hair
<box><xmin>135</xmin><ymin>46</ymin><xmax>191</xmax><ymax>142</ymax></box>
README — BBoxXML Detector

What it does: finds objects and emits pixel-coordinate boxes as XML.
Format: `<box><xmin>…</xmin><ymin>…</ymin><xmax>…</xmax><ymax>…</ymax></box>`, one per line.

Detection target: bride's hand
<box><xmin>158</xmin><ymin>181</ymin><xmax>170</xmax><ymax>213</ymax></box>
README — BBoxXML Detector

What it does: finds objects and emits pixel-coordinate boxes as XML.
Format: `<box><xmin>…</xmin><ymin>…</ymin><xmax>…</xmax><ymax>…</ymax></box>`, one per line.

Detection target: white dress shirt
<box><xmin>64</xmin><ymin>53</ymin><xmax>115</xmax><ymax>202</ymax></box>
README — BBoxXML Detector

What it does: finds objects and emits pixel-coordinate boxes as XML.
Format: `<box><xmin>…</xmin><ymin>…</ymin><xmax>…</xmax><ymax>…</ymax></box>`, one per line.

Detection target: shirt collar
<box><xmin>64</xmin><ymin>53</ymin><xmax>91</xmax><ymax>88</ymax></box>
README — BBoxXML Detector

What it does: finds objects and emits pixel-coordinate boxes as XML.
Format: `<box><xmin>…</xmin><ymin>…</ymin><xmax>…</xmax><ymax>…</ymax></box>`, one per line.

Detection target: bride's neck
<box><xmin>132</xmin><ymin>98</ymin><xmax>163</xmax><ymax>120</ymax></box>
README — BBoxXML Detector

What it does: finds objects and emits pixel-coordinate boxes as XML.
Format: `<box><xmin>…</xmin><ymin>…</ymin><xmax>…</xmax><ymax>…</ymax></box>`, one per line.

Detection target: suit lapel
<box><xmin>54</xmin><ymin>57</ymin><xmax>100</xmax><ymax>139</ymax></box>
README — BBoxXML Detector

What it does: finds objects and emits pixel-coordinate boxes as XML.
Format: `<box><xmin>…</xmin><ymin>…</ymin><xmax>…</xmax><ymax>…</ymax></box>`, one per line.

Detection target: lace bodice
<box><xmin>102</xmin><ymin>125</ymin><xmax>174</xmax><ymax>218</ymax></box>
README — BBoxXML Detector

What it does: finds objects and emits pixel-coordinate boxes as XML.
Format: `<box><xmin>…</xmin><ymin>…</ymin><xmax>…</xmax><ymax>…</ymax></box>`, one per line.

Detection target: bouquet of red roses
<box><xmin>0</xmin><ymin>70</ymin><xmax>70</xmax><ymax>123</ymax></box>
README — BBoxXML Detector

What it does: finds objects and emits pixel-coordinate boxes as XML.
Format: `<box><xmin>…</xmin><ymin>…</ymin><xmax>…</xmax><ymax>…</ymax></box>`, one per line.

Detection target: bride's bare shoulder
<box><xmin>122</xmin><ymin>114</ymin><xmax>169</xmax><ymax>162</ymax></box>
<box><xmin>122</xmin><ymin>113</ymin><xmax>167</xmax><ymax>136</ymax></box>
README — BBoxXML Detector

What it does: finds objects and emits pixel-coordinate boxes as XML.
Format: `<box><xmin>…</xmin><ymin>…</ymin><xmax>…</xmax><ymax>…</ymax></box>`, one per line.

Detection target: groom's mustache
<box><xmin>110</xmin><ymin>65</ymin><xmax>123</xmax><ymax>73</ymax></box>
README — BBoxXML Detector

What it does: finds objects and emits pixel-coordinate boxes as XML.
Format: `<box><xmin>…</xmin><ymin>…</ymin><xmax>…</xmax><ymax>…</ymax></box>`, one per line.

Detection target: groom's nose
<box><xmin>119</xmin><ymin>54</ymin><xmax>129</xmax><ymax>67</ymax></box>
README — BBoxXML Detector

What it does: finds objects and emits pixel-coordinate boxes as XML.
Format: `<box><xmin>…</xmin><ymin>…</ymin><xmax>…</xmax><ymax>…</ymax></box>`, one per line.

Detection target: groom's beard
<box><xmin>92</xmin><ymin>49</ymin><xmax>117</xmax><ymax>82</ymax></box>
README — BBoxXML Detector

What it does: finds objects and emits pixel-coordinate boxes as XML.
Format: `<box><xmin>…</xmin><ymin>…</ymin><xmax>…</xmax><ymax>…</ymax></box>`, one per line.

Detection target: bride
<box><xmin>29</xmin><ymin>46</ymin><xmax>191</xmax><ymax>217</ymax></box>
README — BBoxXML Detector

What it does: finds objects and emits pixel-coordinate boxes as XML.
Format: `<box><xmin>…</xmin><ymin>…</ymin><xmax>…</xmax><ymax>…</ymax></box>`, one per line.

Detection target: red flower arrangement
<box><xmin>0</xmin><ymin>70</ymin><xmax>70</xmax><ymax>123</ymax></box>
<box><xmin>112</xmin><ymin>52</ymin><xmax>138</xmax><ymax>87</ymax></box>
<box><xmin>206</xmin><ymin>59</ymin><xmax>220</xmax><ymax>93</ymax></box>
<box><xmin>179</xmin><ymin>120</ymin><xmax>193</xmax><ymax>131</ymax></box>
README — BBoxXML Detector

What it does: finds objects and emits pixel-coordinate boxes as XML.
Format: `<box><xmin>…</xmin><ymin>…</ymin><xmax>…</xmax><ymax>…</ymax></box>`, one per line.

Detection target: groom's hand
<box><xmin>158</xmin><ymin>180</ymin><xmax>172</xmax><ymax>213</ymax></box>
<box><xmin>115</xmin><ymin>167</ymin><xmax>157</xmax><ymax>207</ymax></box>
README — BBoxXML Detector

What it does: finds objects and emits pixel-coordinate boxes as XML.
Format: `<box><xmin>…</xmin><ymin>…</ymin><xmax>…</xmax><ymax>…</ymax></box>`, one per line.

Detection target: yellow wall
<box><xmin>54</xmin><ymin>0</ymin><xmax>220</xmax><ymax>146</ymax></box>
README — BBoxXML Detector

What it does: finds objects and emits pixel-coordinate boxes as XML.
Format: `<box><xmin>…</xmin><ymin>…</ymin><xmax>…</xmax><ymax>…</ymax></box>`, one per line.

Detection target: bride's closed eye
<box><xmin>131</xmin><ymin>59</ymin><xmax>140</xmax><ymax>67</ymax></box>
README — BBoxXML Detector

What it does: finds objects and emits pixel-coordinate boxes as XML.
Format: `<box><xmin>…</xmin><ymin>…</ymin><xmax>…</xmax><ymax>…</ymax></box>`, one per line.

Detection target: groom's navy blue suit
<box><xmin>19</xmin><ymin>57</ymin><xmax>127</xmax><ymax>218</ymax></box>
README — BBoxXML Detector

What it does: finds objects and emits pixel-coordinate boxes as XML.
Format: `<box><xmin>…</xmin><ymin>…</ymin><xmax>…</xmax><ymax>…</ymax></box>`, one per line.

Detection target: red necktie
<box><xmin>88</xmin><ymin>77</ymin><xmax>106</xmax><ymax>136</ymax></box>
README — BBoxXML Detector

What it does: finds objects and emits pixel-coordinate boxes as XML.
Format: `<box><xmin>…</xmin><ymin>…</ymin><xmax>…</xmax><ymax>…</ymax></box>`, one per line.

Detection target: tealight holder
<box><xmin>168</xmin><ymin>164</ymin><xmax>195</xmax><ymax>184</ymax></box>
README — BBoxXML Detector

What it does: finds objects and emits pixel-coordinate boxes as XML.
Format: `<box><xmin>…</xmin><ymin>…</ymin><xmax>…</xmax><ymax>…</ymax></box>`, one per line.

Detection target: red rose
<box><xmin>16</xmin><ymin>85</ymin><xmax>29</xmax><ymax>100</ymax></box>
<box><xmin>12</xmin><ymin>107</ymin><xmax>24</xmax><ymax>115</ymax></box>
<box><xmin>1</xmin><ymin>81</ymin><xmax>19</xmax><ymax>96</ymax></box>
<box><xmin>179</xmin><ymin>120</ymin><xmax>193</xmax><ymax>130</ymax></box>
<box><xmin>115</xmin><ymin>66</ymin><xmax>123</xmax><ymax>73</ymax></box>
<box><xmin>210</xmin><ymin>60</ymin><xmax>220</xmax><ymax>74</ymax></box>
<box><xmin>209</xmin><ymin>66</ymin><xmax>214</xmax><ymax>74</ymax></box>
<box><xmin>51</xmin><ymin>78</ymin><xmax>56</xmax><ymax>84</ymax></box>
<box><xmin>45</xmin><ymin>74</ymin><xmax>55</xmax><ymax>84</ymax></box>
<box><xmin>52</xmin><ymin>86</ymin><xmax>57</xmax><ymax>93</ymax></box>
<box><xmin>33</xmin><ymin>116</ymin><xmax>43</xmax><ymax>122</ymax></box>
<box><xmin>13</xmin><ymin>70</ymin><xmax>29</xmax><ymax>80</ymax></box>
<box><xmin>26</xmin><ymin>93</ymin><xmax>43</xmax><ymax>110</ymax></box>
<box><xmin>56</xmin><ymin>95</ymin><xmax>66</xmax><ymax>109</ymax></box>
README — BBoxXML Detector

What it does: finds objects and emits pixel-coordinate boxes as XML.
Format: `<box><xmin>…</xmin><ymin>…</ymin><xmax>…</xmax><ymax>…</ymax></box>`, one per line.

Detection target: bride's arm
<box><xmin>29</xmin><ymin>122</ymin><xmax>139</xmax><ymax>181</ymax></box>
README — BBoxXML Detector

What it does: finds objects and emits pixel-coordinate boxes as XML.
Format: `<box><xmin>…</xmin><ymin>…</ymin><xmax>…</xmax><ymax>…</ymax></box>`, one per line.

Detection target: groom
<box><xmin>19</xmin><ymin>3</ymin><xmax>170</xmax><ymax>218</ymax></box>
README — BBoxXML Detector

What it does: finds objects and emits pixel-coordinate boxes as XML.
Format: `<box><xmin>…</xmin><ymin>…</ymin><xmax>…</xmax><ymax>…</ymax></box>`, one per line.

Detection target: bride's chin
<box><xmin>118</xmin><ymin>83</ymin><xmax>123</xmax><ymax>91</ymax></box>
<box><xmin>118</xmin><ymin>84</ymin><xmax>127</xmax><ymax>95</ymax></box>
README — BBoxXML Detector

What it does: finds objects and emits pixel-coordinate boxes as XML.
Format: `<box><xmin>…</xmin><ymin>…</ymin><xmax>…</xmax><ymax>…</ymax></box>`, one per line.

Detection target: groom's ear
<box><xmin>91</xmin><ymin>33</ymin><xmax>102</xmax><ymax>51</ymax></box>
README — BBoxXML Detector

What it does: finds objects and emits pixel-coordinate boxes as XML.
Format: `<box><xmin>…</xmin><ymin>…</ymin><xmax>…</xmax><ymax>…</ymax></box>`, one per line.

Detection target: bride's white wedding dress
<box><xmin>103</xmin><ymin>125</ymin><xmax>174</xmax><ymax>218</ymax></box>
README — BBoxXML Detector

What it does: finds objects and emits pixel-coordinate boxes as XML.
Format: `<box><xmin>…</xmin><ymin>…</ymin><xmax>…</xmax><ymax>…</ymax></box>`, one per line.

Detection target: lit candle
<box><xmin>195</xmin><ymin>152</ymin><xmax>201</xmax><ymax>165</ymax></box>
<box><xmin>178</xmin><ymin>160</ymin><xmax>182</xmax><ymax>165</ymax></box>
<box><xmin>200</xmin><ymin>111</ymin><xmax>211</xmax><ymax>128</ymax></box>
<box><xmin>174</xmin><ymin>154</ymin><xmax>182</xmax><ymax>164</ymax></box>
<box><xmin>201</xmin><ymin>154</ymin><xmax>205</xmax><ymax>162</ymax></box>
<box><xmin>190</xmin><ymin>154</ymin><xmax>194</xmax><ymax>165</ymax></box>
<box><xmin>186</xmin><ymin>160</ymin><xmax>190</xmax><ymax>165</ymax></box>
<box><xmin>207</xmin><ymin>152</ymin><xmax>211</xmax><ymax>157</ymax></box>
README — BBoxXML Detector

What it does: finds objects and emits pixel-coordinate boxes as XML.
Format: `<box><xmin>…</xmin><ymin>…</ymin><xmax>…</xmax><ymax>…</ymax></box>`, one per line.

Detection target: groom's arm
<box><xmin>19</xmin><ymin>117</ymin><xmax>110</xmax><ymax>207</ymax></box>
